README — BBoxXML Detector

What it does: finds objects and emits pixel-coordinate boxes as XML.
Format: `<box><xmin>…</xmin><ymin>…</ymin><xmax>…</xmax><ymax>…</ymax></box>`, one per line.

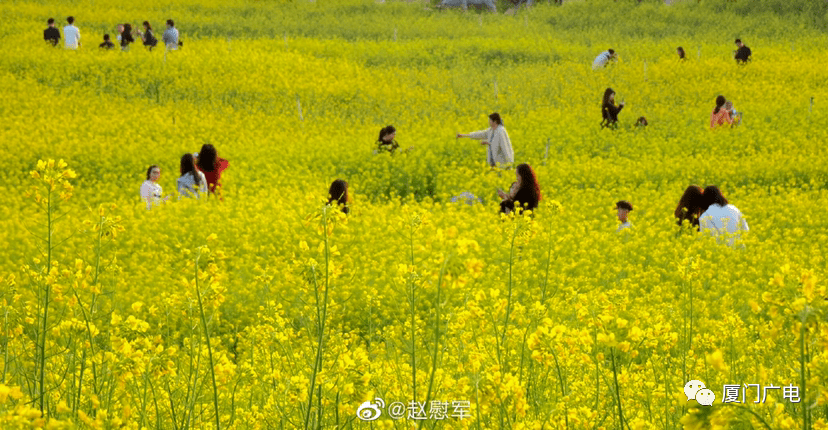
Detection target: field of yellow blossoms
<box><xmin>1</xmin><ymin>0</ymin><xmax>827</xmax><ymax>428</ymax></box>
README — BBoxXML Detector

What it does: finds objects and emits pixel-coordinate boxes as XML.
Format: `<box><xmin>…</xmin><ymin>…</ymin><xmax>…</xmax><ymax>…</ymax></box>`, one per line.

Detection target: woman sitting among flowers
<box><xmin>497</xmin><ymin>163</ymin><xmax>541</xmax><ymax>215</ymax></box>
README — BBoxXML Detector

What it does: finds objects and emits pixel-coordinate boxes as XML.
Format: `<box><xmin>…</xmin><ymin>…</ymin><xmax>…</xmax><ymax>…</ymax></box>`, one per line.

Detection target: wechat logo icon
<box><xmin>684</xmin><ymin>380</ymin><xmax>716</xmax><ymax>406</ymax></box>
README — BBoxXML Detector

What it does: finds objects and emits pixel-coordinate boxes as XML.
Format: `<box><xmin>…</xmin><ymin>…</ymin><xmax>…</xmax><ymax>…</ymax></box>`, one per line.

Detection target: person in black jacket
<box><xmin>734</xmin><ymin>39</ymin><xmax>751</xmax><ymax>63</ymax></box>
<box><xmin>44</xmin><ymin>18</ymin><xmax>60</xmax><ymax>46</ymax></box>
<box><xmin>601</xmin><ymin>88</ymin><xmax>625</xmax><ymax>129</ymax></box>
<box><xmin>120</xmin><ymin>23</ymin><xmax>135</xmax><ymax>50</ymax></box>
<box><xmin>99</xmin><ymin>34</ymin><xmax>115</xmax><ymax>49</ymax></box>
<box><xmin>139</xmin><ymin>21</ymin><xmax>158</xmax><ymax>50</ymax></box>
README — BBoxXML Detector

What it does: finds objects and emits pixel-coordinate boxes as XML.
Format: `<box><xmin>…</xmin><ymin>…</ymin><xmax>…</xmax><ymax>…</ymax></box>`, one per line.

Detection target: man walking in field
<box><xmin>43</xmin><ymin>18</ymin><xmax>60</xmax><ymax>46</ymax></box>
<box><xmin>63</xmin><ymin>16</ymin><xmax>80</xmax><ymax>49</ymax></box>
<box><xmin>163</xmin><ymin>19</ymin><xmax>180</xmax><ymax>50</ymax></box>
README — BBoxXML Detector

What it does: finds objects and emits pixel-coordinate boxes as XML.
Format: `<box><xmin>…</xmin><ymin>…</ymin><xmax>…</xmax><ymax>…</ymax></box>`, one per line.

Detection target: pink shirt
<box><xmin>710</xmin><ymin>108</ymin><xmax>732</xmax><ymax>128</ymax></box>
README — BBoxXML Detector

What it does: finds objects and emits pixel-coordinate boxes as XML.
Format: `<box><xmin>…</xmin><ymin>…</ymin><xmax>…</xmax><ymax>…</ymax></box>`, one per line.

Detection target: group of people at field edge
<box><xmin>44</xmin><ymin>16</ymin><xmax>181</xmax><ymax>51</ymax></box>
<box><xmin>593</xmin><ymin>38</ymin><xmax>751</xmax><ymax>129</ymax></box>
<box><xmin>140</xmin><ymin>144</ymin><xmax>229</xmax><ymax>210</ymax></box>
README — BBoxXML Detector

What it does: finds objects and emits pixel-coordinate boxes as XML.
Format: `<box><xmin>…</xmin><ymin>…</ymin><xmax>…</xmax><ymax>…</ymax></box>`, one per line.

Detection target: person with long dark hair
<box><xmin>497</xmin><ymin>163</ymin><xmax>541</xmax><ymax>215</ymax></box>
<box><xmin>457</xmin><ymin>113</ymin><xmax>514</xmax><ymax>167</ymax></box>
<box><xmin>601</xmin><ymin>88</ymin><xmax>625</xmax><ymax>129</ymax></box>
<box><xmin>120</xmin><ymin>23</ymin><xmax>135</xmax><ymax>51</ymax></box>
<box><xmin>139</xmin><ymin>21</ymin><xmax>158</xmax><ymax>50</ymax></box>
<box><xmin>675</xmin><ymin>185</ymin><xmax>705</xmax><ymax>230</ymax></box>
<box><xmin>140</xmin><ymin>165</ymin><xmax>168</xmax><ymax>209</ymax></box>
<box><xmin>710</xmin><ymin>95</ymin><xmax>733</xmax><ymax>128</ymax></box>
<box><xmin>677</xmin><ymin>46</ymin><xmax>686</xmax><ymax>60</ymax></box>
<box><xmin>375</xmin><ymin>125</ymin><xmax>400</xmax><ymax>154</ymax></box>
<box><xmin>196</xmin><ymin>144</ymin><xmax>230</xmax><ymax>197</ymax></box>
<box><xmin>699</xmin><ymin>185</ymin><xmax>749</xmax><ymax>244</ymax></box>
<box><xmin>327</xmin><ymin>179</ymin><xmax>349</xmax><ymax>215</ymax></box>
<box><xmin>177</xmin><ymin>153</ymin><xmax>207</xmax><ymax>198</ymax></box>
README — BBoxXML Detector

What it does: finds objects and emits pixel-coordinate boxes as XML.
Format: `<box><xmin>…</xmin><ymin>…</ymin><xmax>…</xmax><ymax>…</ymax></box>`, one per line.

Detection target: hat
<box><xmin>615</xmin><ymin>200</ymin><xmax>633</xmax><ymax>211</ymax></box>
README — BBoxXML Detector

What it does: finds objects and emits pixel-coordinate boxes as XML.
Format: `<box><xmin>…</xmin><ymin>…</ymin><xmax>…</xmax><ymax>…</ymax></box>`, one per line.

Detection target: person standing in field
<box><xmin>601</xmin><ymin>88</ymin><xmax>625</xmax><ymax>129</ymax></box>
<box><xmin>139</xmin><ymin>21</ymin><xmax>158</xmax><ymax>50</ymax></box>
<box><xmin>120</xmin><ymin>23</ymin><xmax>135</xmax><ymax>51</ymax></box>
<box><xmin>497</xmin><ymin>163</ymin><xmax>541</xmax><ymax>215</ymax></box>
<box><xmin>63</xmin><ymin>16</ymin><xmax>80</xmax><ymax>49</ymax></box>
<box><xmin>196</xmin><ymin>144</ymin><xmax>229</xmax><ymax>198</ymax></box>
<box><xmin>327</xmin><ymin>179</ymin><xmax>350</xmax><ymax>215</ymax></box>
<box><xmin>675</xmin><ymin>185</ymin><xmax>705</xmax><ymax>230</ymax></box>
<box><xmin>163</xmin><ymin>19</ymin><xmax>180</xmax><ymax>50</ymax></box>
<box><xmin>592</xmin><ymin>49</ymin><xmax>617</xmax><ymax>70</ymax></box>
<box><xmin>677</xmin><ymin>46</ymin><xmax>686</xmax><ymax>61</ymax></box>
<box><xmin>710</xmin><ymin>95</ymin><xmax>732</xmax><ymax>129</ymax></box>
<box><xmin>140</xmin><ymin>165</ymin><xmax>169</xmax><ymax>209</ymax></box>
<box><xmin>456</xmin><ymin>113</ymin><xmax>514</xmax><ymax>167</ymax></box>
<box><xmin>734</xmin><ymin>39</ymin><xmax>751</xmax><ymax>63</ymax></box>
<box><xmin>44</xmin><ymin>18</ymin><xmax>61</xmax><ymax>47</ymax></box>
<box><xmin>99</xmin><ymin>34</ymin><xmax>115</xmax><ymax>49</ymax></box>
<box><xmin>699</xmin><ymin>185</ymin><xmax>748</xmax><ymax>244</ymax></box>
<box><xmin>615</xmin><ymin>200</ymin><xmax>633</xmax><ymax>232</ymax></box>
<box><xmin>177</xmin><ymin>154</ymin><xmax>208</xmax><ymax>198</ymax></box>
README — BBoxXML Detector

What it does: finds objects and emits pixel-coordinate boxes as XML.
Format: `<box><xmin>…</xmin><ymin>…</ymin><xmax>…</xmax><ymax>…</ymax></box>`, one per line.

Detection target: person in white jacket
<box><xmin>699</xmin><ymin>185</ymin><xmax>749</xmax><ymax>245</ymax></box>
<box><xmin>456</xmin><ymin>112</ymin><xmax>514</xmax><ymax>167</ymax></box>
<box><xmin>176</xmin><ymin>153</ymin><xmax>208</xmax><ymax>199</ymax></box>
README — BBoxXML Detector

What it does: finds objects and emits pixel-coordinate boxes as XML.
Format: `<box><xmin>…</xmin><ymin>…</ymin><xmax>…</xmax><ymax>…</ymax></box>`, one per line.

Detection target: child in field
<box><xmin>710</xmin><ymin>95</ymin><xmax>732</xmax><ymax>128</ymax></box>
<box><xmin>457</xmin><ymin>113</ymin><xmax>514</xmax><ymax>167</ymax></box>
<box><xmin>615</xmin><ymin>201</ymin><xmax>633</xmax><ymax>232</ymax></box>
<box><xmin>724</xmin><ymin>100</ymin><xmax>742</xmax><ymax>126</ymax></box>
<box><xmin>196</xmin><ymin>144</ymin><xmax>229</xmax><ymax>199</ymax></box>
<box><xmin>497</xmin><ymin>163</ymin><xmax>541</xmax><ymax>215</ymax></box>
<box><xmin>327</xmin><ymin>179</ymin><xmax>350</xmax><ymax>215</ymax></box>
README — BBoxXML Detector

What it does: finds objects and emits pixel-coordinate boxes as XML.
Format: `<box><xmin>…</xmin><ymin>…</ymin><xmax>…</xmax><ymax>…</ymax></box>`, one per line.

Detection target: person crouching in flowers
<box><xmin>497</xmin><ymin>163</ymin><xmax>541</xmax><ymax>215</ymax></box>
<box><xmin>327</xmin><ymin>179</ymin><xmax>349</xmax><ymax>215</ymax></box>
<box><xmin>675</xmin><ymin>185</ymin><xmax>705</xmax><ymax>231</ymax></box>
<box><xmin>699</xmin><ymin>185</ymin><xmax>748</xmax><ymax>245</ymax></box>
<box><xmin>140</xmin><ymin>165</ymin><xmax>169</xmax><ymax>209</ymax></box>
<box><xmin>177</xmin><ymin>153</ymin><xmax>207</xmax><ymax>199</ymax></box>
<box><xmin>710</xmin><ymin>95</ymin><xmax>733</xmax><ymax>129</ymax></box>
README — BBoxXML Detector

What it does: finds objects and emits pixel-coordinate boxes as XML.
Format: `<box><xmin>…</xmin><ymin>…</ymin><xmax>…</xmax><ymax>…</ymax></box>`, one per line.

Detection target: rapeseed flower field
<box><xmin>1</xmin><ymin>0</ymin><xmax>828</xmax><ymax>428</ymax></box>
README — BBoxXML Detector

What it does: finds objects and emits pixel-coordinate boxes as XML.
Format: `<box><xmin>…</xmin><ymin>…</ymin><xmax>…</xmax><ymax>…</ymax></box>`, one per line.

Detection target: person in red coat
<box><xmin>196</xmin><ymin>144</ymin><xmax>229</xmax><ymax>199</ymax></box>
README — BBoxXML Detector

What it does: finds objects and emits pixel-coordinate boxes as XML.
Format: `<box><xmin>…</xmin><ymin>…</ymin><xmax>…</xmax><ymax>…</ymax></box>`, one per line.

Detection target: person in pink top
<box><xmin>710</xmin><ymin>95</ymin><xmax>733</xmax><ymax>128</ymax></box>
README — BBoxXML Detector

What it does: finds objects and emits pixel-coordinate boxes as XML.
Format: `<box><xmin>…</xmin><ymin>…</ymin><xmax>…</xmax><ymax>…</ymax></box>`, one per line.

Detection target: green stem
<box><xmin>304</xmin><ymin>207</ymin><xmax>332</xmax><ymax>429</ymax></box>
<box><xmin>800</xmin><ymin>309</ymin><xmax>807</xmax><ymax>430</ymax></box>
<box><xmin>38</xmin><ymin>188</ymin><xmax>52</xmax><ymax>414</ymax></box>
<box><xmin>418</xmin><ymin>255</ymin><xmax>449</xmax><ymax>430</ymax></box>
<box><xmin>194</xmin><ymin>249</ymin><xmax>221</xmax><ymax>430</ymax></box>
<box><xmin>611</xmin><ymin>348</ymin><xmax>625</xmax><ymax>430</ymax></box>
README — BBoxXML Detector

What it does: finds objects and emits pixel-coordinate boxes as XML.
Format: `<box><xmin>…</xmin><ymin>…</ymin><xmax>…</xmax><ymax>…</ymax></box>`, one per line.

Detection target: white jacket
<box><xmin>467</xmin><ymin>126</ymin><xmax>514</xmax><ymax>167</ymax></box>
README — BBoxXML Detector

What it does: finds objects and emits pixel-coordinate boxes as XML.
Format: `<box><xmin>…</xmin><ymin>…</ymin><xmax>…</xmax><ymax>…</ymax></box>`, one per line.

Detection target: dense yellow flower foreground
<box><xmin>1</xmin><ymin>0</ymin><xmax>828</xmax><ymax>428</ymax></box>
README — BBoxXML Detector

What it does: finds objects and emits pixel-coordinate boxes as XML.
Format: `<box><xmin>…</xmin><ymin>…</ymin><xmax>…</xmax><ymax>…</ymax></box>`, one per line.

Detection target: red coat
<box><xmin>200</xmin><ymin>158</ymin><xmax>229</xmax><ymax>195</ymax></box>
